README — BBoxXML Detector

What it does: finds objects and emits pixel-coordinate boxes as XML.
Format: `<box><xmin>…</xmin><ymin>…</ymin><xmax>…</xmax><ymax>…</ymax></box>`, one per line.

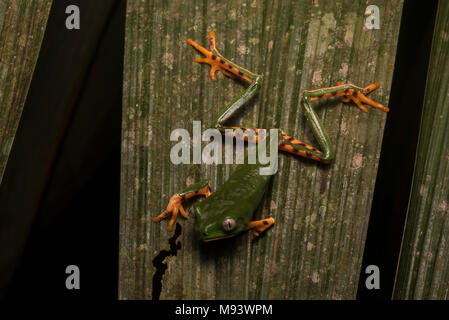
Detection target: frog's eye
<box><xmin>222</xmin><ymin>218</ymin><xmax>236</xmax><ymax>232</ymax></box>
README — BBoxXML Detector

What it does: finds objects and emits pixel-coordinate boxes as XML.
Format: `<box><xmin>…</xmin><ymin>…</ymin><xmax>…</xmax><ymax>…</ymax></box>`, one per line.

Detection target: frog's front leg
<box><xmin>245</xmin><ymin>217</ymin><xmax>275</xmax><ymax>240</ymax></box>
<box><xmin>153</xmin><ymin>180</ymin><xmax>212</xmax><ymax>231</ymax></box>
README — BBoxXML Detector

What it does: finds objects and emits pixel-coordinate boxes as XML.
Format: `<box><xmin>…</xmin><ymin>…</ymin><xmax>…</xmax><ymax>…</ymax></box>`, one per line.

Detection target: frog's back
<box><xmin>194</xmin><ymin>163</ymin><xmax>272</xmax><ymax>227</ymax></box>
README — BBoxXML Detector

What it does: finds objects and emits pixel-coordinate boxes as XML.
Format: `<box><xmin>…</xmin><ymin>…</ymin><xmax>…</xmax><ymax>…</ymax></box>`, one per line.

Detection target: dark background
<box><xmin>0</xmin><ymin>0</ymin><xmax>439</xmax><ymax>299</ymax></box>
<box><xmin>357</xmin><ymin>0</ymin><xmax>438</xmax><ymax>299</ymax></box>
<box><xmin>0</xmin><ymin>0</ymin><xmax>124</xmax><ymax>299</ymax></box>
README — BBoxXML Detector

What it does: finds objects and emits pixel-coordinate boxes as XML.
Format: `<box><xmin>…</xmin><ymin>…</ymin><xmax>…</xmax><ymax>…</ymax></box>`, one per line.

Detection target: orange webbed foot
<box><xmin>337</xmin><ymin>81</ymin><xmax>389</xmax><ymax>113</ymax></box>
<box><xmin>187</xmin><ymin>31</ymin><xmax>240</xmax><ymax>82</ymax></box>
<box><xmin>153</xmin><ymin>194</ymin><xmax>189</xmax><ymax>232</ymax></box>
<box><xmin>245</xmin><ymin>217</ymin><xmax>275</xmax><ymax>240</ymax></box>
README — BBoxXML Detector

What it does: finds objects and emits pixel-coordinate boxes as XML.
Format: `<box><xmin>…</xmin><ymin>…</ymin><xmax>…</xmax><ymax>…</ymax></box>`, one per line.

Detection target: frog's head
<box><xmin>194</xmin><ymin>207</ymin><xmax>246</xmax><ymax>242</ymax></box>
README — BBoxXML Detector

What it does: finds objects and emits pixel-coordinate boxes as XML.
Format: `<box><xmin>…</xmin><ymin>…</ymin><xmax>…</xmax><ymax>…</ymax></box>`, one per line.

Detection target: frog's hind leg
<box><xmin>221</xmin><ymin>126</ymin><xmax>325</xmax><ymax>162</ymax></box>
<box><xmin>153</xmin><ymin>180</ymin><xmax>212</xmax><ymax>232</ymax></box>
<box><xmin>278</xmin><ymin>131</ymin><xmax>325</xmax><ymax>162</ymax></box>
<box><xmin>188</xmin><ymin>31</ymin><xmax>263</xmax><ymax>130</ymax></box>
<box><xmin>245</xmin><ymin>217</ymin><xmax>275</xmax><ymax>240</ymax></box>
<box><xmin>254</xmin><ymin>82</ymin><xmax>389</xmax><ymax>163</ymax></box>
<box><xmin>293</xmin><ymin>81</ymin><xmax>389</xmax><ymax>163</ymax></box>
<box><xmin>187</xmin><ymin>30</ymin><xmax>260</xmax><ymax>84</ymax></box>
<box><xmin>308</xmin><ymin>82</ymin><xmax>389</xmax><ymax>113</ymax></box>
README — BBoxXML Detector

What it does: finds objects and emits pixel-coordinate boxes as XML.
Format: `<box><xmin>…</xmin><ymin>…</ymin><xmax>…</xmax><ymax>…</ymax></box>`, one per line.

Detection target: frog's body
<box><xmin>153</xmin><ymin>31</ymin><xmax>389</xmax><ymax>241</ymax></box>
<box><xmin>194</xmin><ymin>162</ymin><xmax>271</xmax><ymax>241</ymax></box>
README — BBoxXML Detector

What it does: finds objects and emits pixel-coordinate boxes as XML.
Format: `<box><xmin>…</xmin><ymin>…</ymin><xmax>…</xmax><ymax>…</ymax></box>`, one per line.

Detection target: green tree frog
<box><xmin>153</xmin><ymin>31</ymin><xmax>389</xmax><ymax>242</ymax></box>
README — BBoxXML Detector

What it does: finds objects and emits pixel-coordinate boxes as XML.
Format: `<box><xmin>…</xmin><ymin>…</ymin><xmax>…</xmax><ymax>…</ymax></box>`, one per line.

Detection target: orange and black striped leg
<box><xmin>153</xmin><ymin>181</ymin><xmax>212</xmax><ymax>232</ymax></box>
<box><xmin>187</xmin><ymin>30</ymin><xmax>258</xmax><ymax>84</ymax></box>
<box><xmin>309</xmin><ymin>82</ymin><xmax>389</xmax><ymax>113</ymax></box>
<box><xmin>338</xmin><ymin>81</ymin><xmax>389</xmax><ymax>113</ymax></box>
<box><xmin>222</xmin><ymin>126</ymin><xmax>325</xmax><ymax>162</ymax></box>
<box><xmin>181</xmin><ymin>183</ymin><xmax>213</xmax><ymax>200</ymax></box>
<box><xmin>187</xmin><ymin>34</ymin><xmax>229</xmax><ymax>81</ymax></box>
<box><xmin>278</xmin><ymin>131</ymin><xmax>324</xmax><ymax>162</ymax></box>
<box><xmin>245</xmin><ymin>218</ymin><xmax>275</xmax><ymax>239</ymax></box>
<box><xmin>188</xmin><ymin>31</ymin><xmax>263</xmax><ymax>129</ymax></box>
<box><xmin>223</xmin><ymin>126</ymin><xmax>262</xmax><ymax>144</ymax></box>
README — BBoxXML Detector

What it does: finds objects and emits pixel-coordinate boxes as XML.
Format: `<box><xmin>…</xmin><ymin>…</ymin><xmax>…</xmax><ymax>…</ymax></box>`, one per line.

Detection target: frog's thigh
<box><xmin>245</xmin><ymin>217</ymin><xmax>275</xmax><ymax>239</ymax></box>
